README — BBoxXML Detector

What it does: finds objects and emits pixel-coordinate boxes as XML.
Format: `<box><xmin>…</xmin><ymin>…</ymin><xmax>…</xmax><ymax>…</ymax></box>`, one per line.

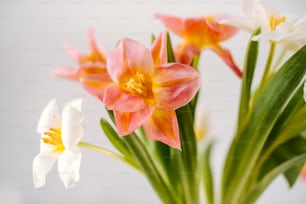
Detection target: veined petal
<box><xmin>61</xmin><ymin>99</ymin><xmax>84</xmax><ymax>148</ymax></box>
<box><xmin>175</xmin><ymin>43</ymin><xmax>201</xmax><ymax>64</ymax></box>
<box><xmin>155</xmin><ymin>13</ymin><xmax>184</xmax><ymax>36</ymax></box>
<box><xmin>150</xmin><ymin>31</ymin><xmax>168</xmax><ymax>65</ymax></box>
<box><xmin>32</xmin><ymin>152</ymin><xmax>59</xmax><ymax>188</ymax></box>
<box><xmin>37</xmin><ymin>99</ymin><xmax>61</xmax><ymax>134</ymax></box>
<box><xmin>58</xmin><ymin>147</ymin><xmax>81</xmax><ymax>189</ymax></box>
<box><xmin>107</xmin><ymin>38</ymin><xmax>154</xmax><ymax>82</ymax></box>
<box><xmin>143</xmin><ymin>109</ymin><xmax>180</xmax><ymax>149</ymax></box>
<box><xmin>52</xmin><ymin>67</ymin><xmax>79</xmax><ymax>80</ymax></box>
<box><xmin>113</xmin><ymin>107</ymin><xmax>154</xmax><ymax>136</ymax></box>
<box><xmin>153</xmin><ymin>63</ymin><xmax>200</xmax><ymax>110</ymax></box>
<box><xmin>80</xmin><ymin>74</ymin><xmax>112</xmax><ymax>101</ymax></box>
<box><xmin>209</xmin><ymin>44</ymin><xmax>242</xmax><ymax>78</ymax></box>
<box><xmin>103</xmin><ymin>84</ymin><xmax>147</xmax><ymax>112</ymax></box>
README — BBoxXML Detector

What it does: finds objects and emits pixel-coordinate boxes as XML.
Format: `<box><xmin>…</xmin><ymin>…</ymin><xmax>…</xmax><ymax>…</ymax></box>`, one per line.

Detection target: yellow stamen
<box><xmin>42</xmin><ymin>127</ymin><xmax>65</xmax><ymax>153</ymax></box>
<box><xmin>269</xmin><ymin>15</ymin><xmax>286</xmax><ymax>31</ymax></box>
<box><xmin>125</xmin><ymin>72</ymin><xmax>148</xmax><ymax>97</ymax></box>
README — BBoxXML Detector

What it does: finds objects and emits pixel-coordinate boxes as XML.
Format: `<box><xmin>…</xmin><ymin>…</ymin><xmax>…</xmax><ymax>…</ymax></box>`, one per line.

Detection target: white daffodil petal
<box><xmin>62</xmin><ymin>101</ymin><xmax>84</xmax><ymax>148</ymax></box>
<box><xmin>37</xmin><ymin>99</ymin><xmax>61</xmax><ymax>134</ymax></box>
<box><xmin>58</xmin><ymin>147</ymin><xmax>82</xmax><ymax>189</ymax></box>
<box><xmin>32</xmin><ymin>152</ymin><xmax>59</xmax><ymax>188</ymax></box>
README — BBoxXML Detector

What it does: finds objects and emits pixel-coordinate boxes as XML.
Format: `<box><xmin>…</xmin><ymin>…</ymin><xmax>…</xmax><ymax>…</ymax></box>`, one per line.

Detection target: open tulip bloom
<box><xmin>33</xmin><ymin>2</ymin><xmax>306</xmax><ymax>204</ymax></box>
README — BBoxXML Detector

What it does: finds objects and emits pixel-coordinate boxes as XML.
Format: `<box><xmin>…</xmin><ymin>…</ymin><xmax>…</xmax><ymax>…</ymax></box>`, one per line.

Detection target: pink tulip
<box><xmin>156</xmin><ymin>14</ymin><xmax>242</xmax><ymax>78</ymax></box>
<box><xmin>103</xmin><ymin>32</ymin><xmax>201</xmax><ymax>149</ymax></box>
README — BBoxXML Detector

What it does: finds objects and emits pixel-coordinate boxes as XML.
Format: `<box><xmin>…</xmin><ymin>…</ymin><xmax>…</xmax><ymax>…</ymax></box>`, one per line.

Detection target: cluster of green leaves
<box><xmin>221</xmin><ymin>28</ymin><xmax>306</xmax><ymax>204</ymax></box>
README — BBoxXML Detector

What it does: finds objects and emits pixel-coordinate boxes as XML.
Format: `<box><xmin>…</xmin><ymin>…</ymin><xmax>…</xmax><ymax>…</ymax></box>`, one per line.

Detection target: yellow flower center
<box><xmin>42</xmin><ymin>127</ymin><xmax>65</xmax><ymax>153</ymax></box>
<box><xmin>125</xmin><ymin>72</ymin><xmax>148</xmax><ymax>97</ymax></box>
<box><xmin>269</xmin><ymin>15</ymin><xmax>286</xmax><ymax>31</ymax></box>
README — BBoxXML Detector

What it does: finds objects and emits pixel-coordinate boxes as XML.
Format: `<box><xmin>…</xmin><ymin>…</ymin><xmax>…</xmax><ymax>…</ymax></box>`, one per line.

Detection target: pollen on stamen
<box><xmin>270</xmin><ymin>15</ymin><xmax>286</xmax><ymax>31</ymax></box>
<box><xmin>42</xmin><ymin>127</ymin><xmax>65</xmax><ymax>152</ymax></box>
<box><xmin>125</xmin><ymin>72</ymin><xmax>148</xmax><ymax>97</ymax></box>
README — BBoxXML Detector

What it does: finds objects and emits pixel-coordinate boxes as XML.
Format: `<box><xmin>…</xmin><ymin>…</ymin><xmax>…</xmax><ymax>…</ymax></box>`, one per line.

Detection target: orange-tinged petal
<box><xmin>143</xmin><ymin>109</ymin><xmax>180</xmax><ymax>149</ymax></box>
<box><xmin>175</xmin><ymin>44</ymin><xmax>201</xmax><ymax>64</ymax></box>
<box><xmin>103</xmin><ymin>84</ymin><xmax>147</xmax><ymax>112</ymax></box>
<box><xmin>114</xmin><ymin>108</ymin><xmax>154</xmax><ymax>136</ymax></box>
<box><xmin>153</xmin><ymin>63</ymin><xmax>200</xmax><ymax>110</ymax></box>
<box><xmin>107</xmin><ymin>38</ymin><xmax>154</xmax><ymax>83</ymax></box>
<box><xmin>52</xmin><ymin>67</ymin><xmax>79</xmax><ymax>80</ymax></box>
<box><xmin>80</xmin><ymin>74</ymin><xmax>112</xmax><ymax>101</ymax></box>
<box><xmin>53</xmin><ymin>63</ymin><xmax>107</xmax><ymax>81</ymax></box>
<box><xmin>150</xmin><ymin>31</ymin><xmax>168</xmax><ymax>65</ymax></box>
<box><xmin>209</xmin><ymin>44</ymin><xmax>242</xmax><ymax>78</ymax></box>
<box><xmin>155</xmin><ymin>13</ymin><xmax>185</xmax><ymax>37</ymax></box>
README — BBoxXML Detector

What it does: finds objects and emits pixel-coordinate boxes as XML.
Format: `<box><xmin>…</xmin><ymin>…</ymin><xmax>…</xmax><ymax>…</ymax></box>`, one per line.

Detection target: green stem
<box><xmin>78</xmin><ymin>141</ymin><xmax>141</xmax><ymax>172</ymax></box>
<box><xmin>260</xmin><ymin>43</ymin><xmax>276</xmax><ymax>86</ymax></box>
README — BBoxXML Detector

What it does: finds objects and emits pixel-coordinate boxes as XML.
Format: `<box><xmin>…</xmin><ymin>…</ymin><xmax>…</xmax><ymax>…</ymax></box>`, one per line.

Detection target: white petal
<box><xmin>62</xmin><ymin>100</ymin><xmax>85</xmax><ymax>148</ymax></box>
<box><xmin>32</xmin><ymin>152</ymin><xmax>59</xmax><ymax>188</ymax></box>
<box><xmin>58</xmin><ymin>147</ymin><xmax>82</xmax><ymax>189</ymax></box>
<box><xmin>37</xmin><ymin>99</ymin><xmax>61</xmax><ymax>134</ymax></box>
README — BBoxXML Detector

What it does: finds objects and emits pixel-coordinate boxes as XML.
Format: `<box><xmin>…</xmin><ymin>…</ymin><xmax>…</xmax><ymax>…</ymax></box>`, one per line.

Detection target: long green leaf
<box><xmin>123</xmin><ymin>134</ymin><xmax>179</xmax><ymax>204</ymax></box>
<box><xmin>237</xmin><ymin>27</ymin><xmax>261</xmax><ymax>128</ymax></box>
<box><xmin>222</xmin><ymin>45</ymin><xmax>306</xmax><ymax>203</ymax></box>
<box><xmin>222</xmin><ymin>29</ymin><xmax>260</xmax><ymax>196</ymax></box>
<box><xmin>100</xmin><ymin>118</ymin><xmax>132</xmax><ymax>158</ymax></box>
<box><xmin>241</xmin><ymin>152</ymin><xmax>306</xmax><ymax>204</ymax></box>
<box><xmin>201</xmin><ymin>141</ymin><xmax>215</xmax><ymax>204</ymax></box>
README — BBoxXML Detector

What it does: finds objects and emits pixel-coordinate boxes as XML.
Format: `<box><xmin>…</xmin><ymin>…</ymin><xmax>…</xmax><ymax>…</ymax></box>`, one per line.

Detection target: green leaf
<box><xmin>259</xmin><ymin>137</ymin><xmax>306</xmax><ymax>187</ymax></box>
<box><xmin>237</xmin><ymin>27</ymin><xmax>261</xmax><ymax>128</ymax></box>
<box><xmin>201</xmin><ymin>141</ymin><xmax>215</xmax><ymax>204</ymax></box>
<box><xmin>100</xmin><ymin>118</ymin><xmax>132</xmax><ymax>158</ymax></box>
<box><xmin>123</xmin><ymin>134</ymin><xmax>179</xmax><ymax>204</ymax></box>
<box><xmin>222</xmin><ymin>45</ymin><xmax>306</xmax><ymax>203</ymax></box>
<box><xmin>241</xmin><ymin>151</ymin><xmax>306</xmax><ymax>204</ymax></box>
<box><xmin>174</xmin><ymin>103</ymin><xmax>199</xmax><ymax>203</ymax></box>
<box><xmin>166</xmin><ymin>32</ymin><xmax>175</xmax><ymax>63</ymax></box>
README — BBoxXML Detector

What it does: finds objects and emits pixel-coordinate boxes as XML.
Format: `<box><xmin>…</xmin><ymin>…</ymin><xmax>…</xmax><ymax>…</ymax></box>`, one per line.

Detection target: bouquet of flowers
<box><xmin>32</xmin><ymin>0</ymin><xmax>306</xmax><ymax>203</ymax></box>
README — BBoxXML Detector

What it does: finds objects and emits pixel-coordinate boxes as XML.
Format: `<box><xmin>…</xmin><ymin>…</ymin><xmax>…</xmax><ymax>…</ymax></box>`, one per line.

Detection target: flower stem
<box><xmin>260</xmin><ymin>43</ymin><xmax>276</xmax><ymax>86</ymax></box>
<box><xmin>78</xmin><ymin>141</ymin><xmax>141</xmax><ymax>172</ymax></box>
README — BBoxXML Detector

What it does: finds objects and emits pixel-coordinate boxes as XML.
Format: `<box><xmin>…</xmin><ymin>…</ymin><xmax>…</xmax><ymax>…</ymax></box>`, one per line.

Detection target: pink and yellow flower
<box><xmin>156</xmin><ymin>14</ymin><xmax>242</xmax><ymax>78</ymax></box>
<box><xmin>53</xmin><ymin>29</ymin><xmax>112</xmax><ymax>100</ymax></box>
<box><xmin>103</xmin><ymin>32</ymin><xmax>201</xmax><ymax>149</ymax></box>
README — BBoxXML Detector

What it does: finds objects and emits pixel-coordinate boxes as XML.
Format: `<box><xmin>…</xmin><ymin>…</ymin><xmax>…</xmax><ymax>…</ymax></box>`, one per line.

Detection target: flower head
<box><xmin>156</xmin><ymin>13</ymin><xmax>241</xmax><ymax>78</ymax></box>
<box><xmin>53</xmin><ymin>30</ymin><xmax>112</xmax><ymax>100</ymax></box>
<box><xmin>103</xmin><ymin>32</ymin><xmax>201</xmax><ymax>149</ymax></box>
<box><xmin>227</xmin><ymin>0</ymin><xmax>286</xmax><ymax>33</ymax></box>
<box><xmin>33</xmin><ymin>99</ymin><xmax>84</xmax><ymax>189</ymax></box>
<box><xmin>252</xmin><ymin>17</ymin><xmax>306</xmax><ymax>51</ymax></box>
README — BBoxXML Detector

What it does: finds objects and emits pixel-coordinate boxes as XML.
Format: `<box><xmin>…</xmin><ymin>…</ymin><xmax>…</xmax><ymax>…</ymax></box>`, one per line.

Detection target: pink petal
<box><xmin>64</xmin><ymin>44</ymin><xmax>83</xmax><ymax>63</ymax></box>
<box><xmin>114</xmin><ymin>107</ymin><xmax>154</xmax><ymax>136</ymax></box>
<box><xmin>143</xmin><ymin>109</ymin><xmax>180</xmax><ymax>149</ymax></box>
<box><xmin>87</xmin><ymin>29</ymin><xmax>107</xmax><ymax>63</ymax></box>
<box><xmin>153</xmin><ymin>63</ymin><xmax>201</xmax><ymax>110</ymax></box>
<box><xmin>204</xmin><ymin>17</ymin><xmax>238</xmax><ymax>42</ymax></box>
<box><xmin>175</xmin><ymin>44</ymin><xmax>201</xmax><ymax>64</ymax></box>
<box><xmin>155</xmin><ymin>13</ymin><xmax>185</xmax><ymax>37</ymax></box>
<box><xmin>52</xmin><ymin>67</ymin><xmax>79</xmax><ymax>80</ymax></box>
<box><xmin>107</xmin><ymin>38</ymin><xmax>154</xmax><ymax>83</ymax></box>
<box><xmin>80</xmin><ymin>74</ymin><xmax>112</xmax><ymax>101</ymax></box>
<box><xmin>209</xmin><ymin>44</ymin><xmax>242</xmax><ymax>78</ymax></box>
<box><xmin>150</xmin><ymin>31</ymin><xmax>168</xmax><ymax>65</ymax></box>
<box><xmin>103</xmin><ymin>84</ymin><xmax>147</xmax><ymax>112</ymax></box>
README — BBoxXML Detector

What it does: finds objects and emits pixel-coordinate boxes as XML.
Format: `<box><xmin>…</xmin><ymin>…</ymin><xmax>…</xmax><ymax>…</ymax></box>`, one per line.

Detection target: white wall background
<box><xmin>0</xmin><ymin>0</ymin><xmax>305</xmax><ymax>203</ymax></box>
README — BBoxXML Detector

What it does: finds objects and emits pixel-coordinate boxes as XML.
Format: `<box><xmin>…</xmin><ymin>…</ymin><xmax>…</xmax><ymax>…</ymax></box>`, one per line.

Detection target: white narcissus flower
<box><xmin>226</xmin><ymin>0</ymin><xmax>286</xmax><ymax>33</ymax></box>
<box><xmin>33</xmin><ymin>99</ymin><xmax>84</xmax><ymax>189</ymax></box>
<box><xmin>252</xmin><ymin>17</ymin><xmax>306</xmax><ymax>51</ymax></box>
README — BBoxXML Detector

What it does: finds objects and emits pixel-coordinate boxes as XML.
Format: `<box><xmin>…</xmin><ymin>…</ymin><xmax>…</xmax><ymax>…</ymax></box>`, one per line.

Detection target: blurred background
<box><xmin>0</xmin><ymin>0</ymin><xmax>305</xmax><ymax>203</ymax></box>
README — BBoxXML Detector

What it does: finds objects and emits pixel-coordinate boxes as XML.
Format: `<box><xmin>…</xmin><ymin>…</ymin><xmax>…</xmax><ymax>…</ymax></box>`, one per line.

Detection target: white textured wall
<box><xmin>0</xmin><ymin>0</ymin><xmax>305</xmax><ymax>203</ymax></box>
